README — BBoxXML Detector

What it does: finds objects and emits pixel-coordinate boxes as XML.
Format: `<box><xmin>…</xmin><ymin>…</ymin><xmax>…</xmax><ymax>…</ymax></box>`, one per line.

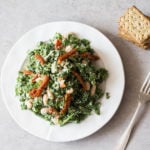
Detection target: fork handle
<box><xmin>116</xmin><ymin>102</ymin><xmax>143</xmax><ymax>150</ymax></box>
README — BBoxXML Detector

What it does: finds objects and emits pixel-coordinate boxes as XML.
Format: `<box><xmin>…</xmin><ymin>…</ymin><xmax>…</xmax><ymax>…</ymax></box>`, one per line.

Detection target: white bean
<box><xmin>43</xmin><ymin>94</ymin><xmax>48</xmax><ymax>106</ymax></box>
<box><xmin>47</xmin><ymin>89</ymin><xmax>54</xmax><ymax>100</ymax></box>
<box><xmin>91</xmin><ymin>85</ymin><xmax>96</xmax><ymax>96</ymax></box>
<box><xmin>25</xmin><ymin>100</ymin><xmax>33</xmax><ymax>109</ymax></box>
<box><xmin>85</xmin><ymin>82</ymin><xmax>90</xmax><ymax>91</ymax></box>
<box><xmin>40</xmin><ymin>108</ymin><xmax>49</xmax><ymax>115</ymax></box>
<box><xmin>59</xmin><ymin>80</ymin><xmax>66</xmax><ymax>88</ymax></box>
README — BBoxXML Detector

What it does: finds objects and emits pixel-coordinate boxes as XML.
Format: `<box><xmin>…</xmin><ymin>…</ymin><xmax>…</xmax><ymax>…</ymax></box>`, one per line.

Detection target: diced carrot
<box><xmin>55</xmin><ymin>39</ymin><xmax>62</xmax><ymax>49</ymax></box>
<box><xmin>34</xmin><ymin>54</ymin><xmax>45</xmax><ymax>65</ymax></box>
<box><xmin>60</xmin><ymin>83</ymin><xmax>66</xmax><ymax>88</ymax></box>
<box><xmin>80</xmin><ymin>52</ymin><xmax>99</xmax><ymax>60</ymax></box>
<box><xmin>57</xmin><ymin>49</ymin><xmax>77</xmax><ymax>64</ymax></box>
<box><xmin>29</xmin><ymin>88</ymin><xmax>42</xmax><ymax>98</ymax></box>
<box><xmin>29</xmin><ymin>75</ymin><xmax>49</xmax><ymax>98</ymax></box>
<box><xmin>60</xmin><ymin>93</ymin><xmax>72</xmax><ymax>114</ymax></box>
<box><xmin>31</xmin><ymin>74</ymin><xmax>40</xmax><ymax>83</ymax></box>
<box><xmin>22</xmin><ymin>70</ymin><xmax>34</xmax><ymax>75</ymax></box>
<box><xmin>39</xmin><ymin>75</ymin><xmax>49</xmax><ymax>89</ymax></box>
<box><xmin>72</xmin><ymin>71</ymin><xmax>87</xmax><ymax>90</ymax></box>
<box><xmin>48</xmin><ymin>107</ymin><xmax>59</xmax><ymax>115</ymax></box>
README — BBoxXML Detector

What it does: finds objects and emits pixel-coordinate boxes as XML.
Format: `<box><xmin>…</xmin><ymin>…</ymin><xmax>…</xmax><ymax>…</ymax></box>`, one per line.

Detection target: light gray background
<box><xmin>0</xmin><ymin>0</ymin><xmax>150</xmax><ymax>150</ymax></box>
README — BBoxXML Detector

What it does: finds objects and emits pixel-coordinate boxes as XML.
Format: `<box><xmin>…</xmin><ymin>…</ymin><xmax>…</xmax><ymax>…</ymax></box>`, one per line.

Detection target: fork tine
<box><xmin>143</xmin><ymin>80</ymin><xmax>150</xmax><ymax>95</ymax></box>
<box><xmin>140</xmin><ymin>72</ymin><xmax>150</xmax><ymax>94</ymax></box>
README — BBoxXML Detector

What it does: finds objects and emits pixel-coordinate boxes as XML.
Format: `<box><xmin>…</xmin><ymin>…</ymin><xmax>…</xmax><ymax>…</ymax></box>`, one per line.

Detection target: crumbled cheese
<box><xmin>51</xmin><ymin>117</ymin><xmax>59</xmax><ymax>125</ymax></box>
<box><xmin>65</xmin><ymin>45</ymin><xmax>72</xmax><ymax>52</ymax></box>
<box><xmin>25</xmin><ymin>100</ymin><xmax>33</xmax><ymax>109</ymax></box>
<box><xmin>35</xmin><ymin>77</ymin><xmax>42</xmax><ymax>82</ymax></box>
<box><xmin>66</xmin><ymin>88</ymin><xmax>74</xmax><ymax>94</ymax></box>
<box><xmin>52</xmin><ymin>81</ymin><xmax>59</xmax><ymax>90</ymax></box>
<box><xmin>62</xmin><ymin>66</ymin><xmax>69</xmax><ymax>73</ymax></box>
<box><xmin>51</xmin><ymin>61</ymin><xmax>57</xmax><ymax>73</ymax></box>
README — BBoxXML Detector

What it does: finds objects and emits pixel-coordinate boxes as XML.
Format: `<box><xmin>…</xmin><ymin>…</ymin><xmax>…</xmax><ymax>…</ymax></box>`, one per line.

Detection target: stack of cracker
<box><xmin>119</xmin><ymin>6</ymin><xmax>150</xmax><ymax>49</ymax></box>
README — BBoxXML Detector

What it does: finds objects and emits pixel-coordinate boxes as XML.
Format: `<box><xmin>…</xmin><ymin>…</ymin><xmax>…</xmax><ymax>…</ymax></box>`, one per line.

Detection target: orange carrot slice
<box><xmin>29</xmin><ymin>75</ymin><xmax>49</xmax><ymax>98</ymax></box>
<box><xmin>39</xmin><ymin>75</ymin><xmax>49</xmax><ymax>89</ymax></box>
<box><xmin>34</xmin><ymin>54</ymin><xmax>45</xmax><ymax>65</ymax></box>
<box><xmin>72</xmin><ymin>71</ymin><xmax>87</xmax><ymax>90</ymax></box>
<box><xmin>22</xmin><ymin>70</ymin><xmax>34</xmax><ymax>75</ymax></box>
<box><xmin>55</xmin><ymin>39</ymin><xmax>62</xmax><ymax>49</ymax></box>
<box><xmin>60</xmin><ymin>93</ymin><xmax>72</xmax><ymax>115</ymax></box>
<box><xmin>29</xmin><ymin>88</ymin><xmax>42</xmax><ymax>98</ymax></box>
<box><xmin>80</xmin><ymin>52</ymin><xmax>99</xmax><ymax>60</ymax></box>
<box><xmin>57</xmin><ymin>49</ymin><xmax>77</xmax><ymax>64</ymax></box>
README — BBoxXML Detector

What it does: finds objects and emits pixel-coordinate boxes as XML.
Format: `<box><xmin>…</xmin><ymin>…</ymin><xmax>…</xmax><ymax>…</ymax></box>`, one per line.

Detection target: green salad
<box><xmin>15</xmin><ymin>33</ymin><xmax>108</xmax><ymax>126</ymax></box>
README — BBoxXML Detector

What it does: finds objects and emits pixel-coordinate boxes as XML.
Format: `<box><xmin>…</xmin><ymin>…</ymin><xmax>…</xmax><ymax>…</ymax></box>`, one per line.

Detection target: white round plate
<box><xmin>1</xmin><ymin>21</ymin><xmax>125</xmax><ymax>142</ymax></box>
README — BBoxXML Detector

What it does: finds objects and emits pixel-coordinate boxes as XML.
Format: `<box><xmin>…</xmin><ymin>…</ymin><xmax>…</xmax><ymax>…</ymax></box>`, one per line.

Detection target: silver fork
<box><xmin>116</xmin><ymin>72</ymin><xmax>150</xmax><ymax>150</ymax></box>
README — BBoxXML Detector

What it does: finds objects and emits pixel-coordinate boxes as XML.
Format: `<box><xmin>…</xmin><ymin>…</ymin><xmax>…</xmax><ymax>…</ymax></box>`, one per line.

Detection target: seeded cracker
<box><xmin>119</xmin><ymin>27</ymin><xmax>150</xmax><ymax>49</ymax></box>
<box><xmin>119</xmin><ymin>6</ymin><xmax>150</xmax><ymax>49</ymax></box>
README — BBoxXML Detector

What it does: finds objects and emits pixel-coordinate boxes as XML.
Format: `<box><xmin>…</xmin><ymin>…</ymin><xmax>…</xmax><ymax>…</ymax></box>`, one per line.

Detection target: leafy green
<box><xmin>15</xmin><ymin>33</ymin><xmax>109</xmax><ymax>126</ymax></box>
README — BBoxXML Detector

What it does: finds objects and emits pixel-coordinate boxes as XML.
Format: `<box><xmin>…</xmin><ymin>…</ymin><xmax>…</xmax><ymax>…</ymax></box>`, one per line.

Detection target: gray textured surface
<box><xmin>0</xmin><ymin>0</ymin><xmax>150</xmax><ymax>150</ymax></box>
